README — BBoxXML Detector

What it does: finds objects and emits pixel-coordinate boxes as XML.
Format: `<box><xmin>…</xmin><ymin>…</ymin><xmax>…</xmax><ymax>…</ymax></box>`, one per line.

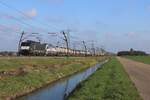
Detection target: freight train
<box><xmin>19</xmin><ymin>40</ymin><xmax>92</xmax><ymax>56</ymax></box>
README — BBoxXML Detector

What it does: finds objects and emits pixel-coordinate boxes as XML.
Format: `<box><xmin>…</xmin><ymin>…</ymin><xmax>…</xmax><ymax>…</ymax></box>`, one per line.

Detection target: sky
<box><xmin>0</xmin><ymin>0</ymin><xmax>150</xmax><ymax>53</ymax></box>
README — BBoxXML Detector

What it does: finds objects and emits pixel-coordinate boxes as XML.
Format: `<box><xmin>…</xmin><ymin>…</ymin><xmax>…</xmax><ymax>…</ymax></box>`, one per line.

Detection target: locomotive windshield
<box><xmin>21</xmin><ymin>42</ymin><xmax>30</xmax><ymax>46</ymax></box>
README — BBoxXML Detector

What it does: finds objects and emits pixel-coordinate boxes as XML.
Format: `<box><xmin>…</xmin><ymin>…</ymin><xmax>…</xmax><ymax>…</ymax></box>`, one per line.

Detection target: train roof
<box><xmin>48</xmin><ymin>44</ymin><xmax>55</xmax><ymax>48</ymax></box>
<box><xmin>26</xmin><ymin>40</ymin><xmax>40</xmax><ymax>43</ymax></box>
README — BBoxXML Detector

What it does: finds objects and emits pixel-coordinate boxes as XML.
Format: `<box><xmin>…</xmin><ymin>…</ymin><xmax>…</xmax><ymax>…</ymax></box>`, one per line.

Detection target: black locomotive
<box><xmin>19</xmin><ymin>40</ymin><xmax>48</xmax><ymax>56</ymax></box>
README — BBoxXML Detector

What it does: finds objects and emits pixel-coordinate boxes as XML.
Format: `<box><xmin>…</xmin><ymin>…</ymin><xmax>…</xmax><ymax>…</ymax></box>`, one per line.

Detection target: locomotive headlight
<box><xmin>21</xmin><ymin>46</ymin><xmax>30</xmax><ymax>50</ymax></box>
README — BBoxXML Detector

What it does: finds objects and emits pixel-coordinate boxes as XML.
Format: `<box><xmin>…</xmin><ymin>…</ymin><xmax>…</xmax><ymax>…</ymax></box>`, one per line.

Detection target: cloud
<box><xmin>24</xmin><ymin>8</ymin><xmax>37</xmax><ymax>18</ymax></box>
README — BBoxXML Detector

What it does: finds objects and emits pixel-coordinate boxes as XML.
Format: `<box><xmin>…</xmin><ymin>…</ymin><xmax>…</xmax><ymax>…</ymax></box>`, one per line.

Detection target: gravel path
<box><xmin>117</xmin><ymin>57</ymin><xmax>150</xmax><ymax>100</ymax></box>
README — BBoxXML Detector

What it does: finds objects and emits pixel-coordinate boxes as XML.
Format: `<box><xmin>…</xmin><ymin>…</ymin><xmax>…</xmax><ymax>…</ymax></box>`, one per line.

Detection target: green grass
<box><xmin>0</xmin><ymin>57</ymin><xmax>106</xmax><ymax>99</ymax></box>
<box><xmin>126</xmin><ymin>56</ymin><xmax>150</xmax><ymax>64</ymax></box>
<box><xmin>69</xmin><ymin>58</ymin><xmax>141</xmax><ymax>100</ymax></box>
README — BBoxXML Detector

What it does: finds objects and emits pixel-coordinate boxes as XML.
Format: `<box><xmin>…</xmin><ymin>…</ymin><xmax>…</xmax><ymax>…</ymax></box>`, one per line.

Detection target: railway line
<box><xmin>18</xmin><ymin>40</ymin><xmax>104</xmax><ymax>56</ymax></box>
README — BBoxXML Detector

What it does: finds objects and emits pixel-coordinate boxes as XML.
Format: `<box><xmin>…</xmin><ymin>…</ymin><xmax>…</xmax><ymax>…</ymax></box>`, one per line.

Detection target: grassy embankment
<box><xmin>69</xmin><ymin>58</ymin><xmax>141</xmax><ymax>100</ymax></box>
<box><xmin>126</xmin><ymin>56</ymin><xmax>150</xmax><ymax>64</ymax></box>
<box><xmin>0</xmin><ymin>57</ymin><xmax>106</xmax><ymax>100</ymax></box>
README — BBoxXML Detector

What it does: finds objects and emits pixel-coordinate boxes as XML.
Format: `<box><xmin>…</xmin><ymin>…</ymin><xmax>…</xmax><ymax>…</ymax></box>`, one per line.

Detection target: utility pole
<box><xmin>91</xmin><ymin>40</ymin><xmax>95</xmax><ymax>56</ymax></box>
<box><xmin>82</xmin><ymin>41</ymin><xmax>87</xmax><ymax>56</ymax></box>
<box><xmin>48</xmin><ymin>31</ymin><xmax>70</xmax><ymax>57</ymax></box>
<box><xmin>62</xmin><ymin>31</ymin><xmax>69</xmax><ymax>56</ymax></box>
<box><xmin>18</xmin><ymin>31</ymin><xmax>26</xmax><ymax>56</ymax></box>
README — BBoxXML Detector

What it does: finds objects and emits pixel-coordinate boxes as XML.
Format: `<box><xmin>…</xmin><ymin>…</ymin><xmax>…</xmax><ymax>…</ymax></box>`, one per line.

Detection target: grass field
<box><xmin>0</xmin><ymin>57</ymin><xmax>106</xmax><ymax>99</ymax></box>
<box><xmin>69</xmin><ymin>58</ymin><xmax>141</xmax><ymax>100</ymax></box>
<box><xmin>126</xmin><ymin>56</ymin><xmax>150</xmax><ymax>64</ymax></box>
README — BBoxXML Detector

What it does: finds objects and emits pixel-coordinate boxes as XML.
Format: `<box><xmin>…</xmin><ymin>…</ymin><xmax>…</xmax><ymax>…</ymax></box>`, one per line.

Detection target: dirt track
<box><xmin>117</xmin><ymin>57</ymin><xmax>150</xmax><ymax>100</ymax></box>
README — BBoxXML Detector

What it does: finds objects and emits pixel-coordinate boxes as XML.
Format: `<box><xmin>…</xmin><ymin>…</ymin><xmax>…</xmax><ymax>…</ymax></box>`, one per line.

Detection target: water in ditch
<box><xmin>17</xmin><ymin>60</ymin><xmax>107</xmax><ymax>100</ymax></box>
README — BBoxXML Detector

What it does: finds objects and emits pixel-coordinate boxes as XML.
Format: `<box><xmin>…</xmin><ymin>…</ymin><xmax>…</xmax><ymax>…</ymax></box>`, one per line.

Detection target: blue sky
<box><xmin>0</xmin><ymin>0</ymin><xmax>150</xmax><ymax>53</ymax></box>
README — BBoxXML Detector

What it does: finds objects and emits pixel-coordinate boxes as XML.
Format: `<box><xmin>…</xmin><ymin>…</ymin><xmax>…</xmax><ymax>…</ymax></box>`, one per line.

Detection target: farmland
<box><xmin>0</xmin><ymin>57</ymin><xmax>106</xmax><ymax>99</ymax></box>
<box><xmin>126</xmin><ymin>56</ymin><xmax>150</xmax><ymax>64</ymax></box>
<box><xmin>69</xmin><ymin>58</ymin><xmax>141</xmax><ymax>100</ymax></box>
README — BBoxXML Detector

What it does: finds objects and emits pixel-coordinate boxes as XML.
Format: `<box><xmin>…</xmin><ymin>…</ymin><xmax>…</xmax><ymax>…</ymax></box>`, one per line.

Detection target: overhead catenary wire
<box><xmin>0</xmin><ymin>24</ymin><xmax>42</xmax><ymax>46</ymax></box>
<box><xmin>0</xmin><ymin>0</ymin><xmax>60</xmax><ymax>32</ymax></box>
<box><xmin>0</xmin><ymin>0</ymin><xmax>102</xmax><ymax>54</ymax></box>
<box><xmin>0</xmin><ymin>11</ymin><xmax>50</xmax><ymax>34</ymax></box>
<box><xmin>0</xmin><ymin>0</ymin><xmax>71</xmax><ymax>47</ymax></box>
<box><xmin>0</xmin><ymin>1</ymin><xmax>84</xmax><ymax>41</ymax></box>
